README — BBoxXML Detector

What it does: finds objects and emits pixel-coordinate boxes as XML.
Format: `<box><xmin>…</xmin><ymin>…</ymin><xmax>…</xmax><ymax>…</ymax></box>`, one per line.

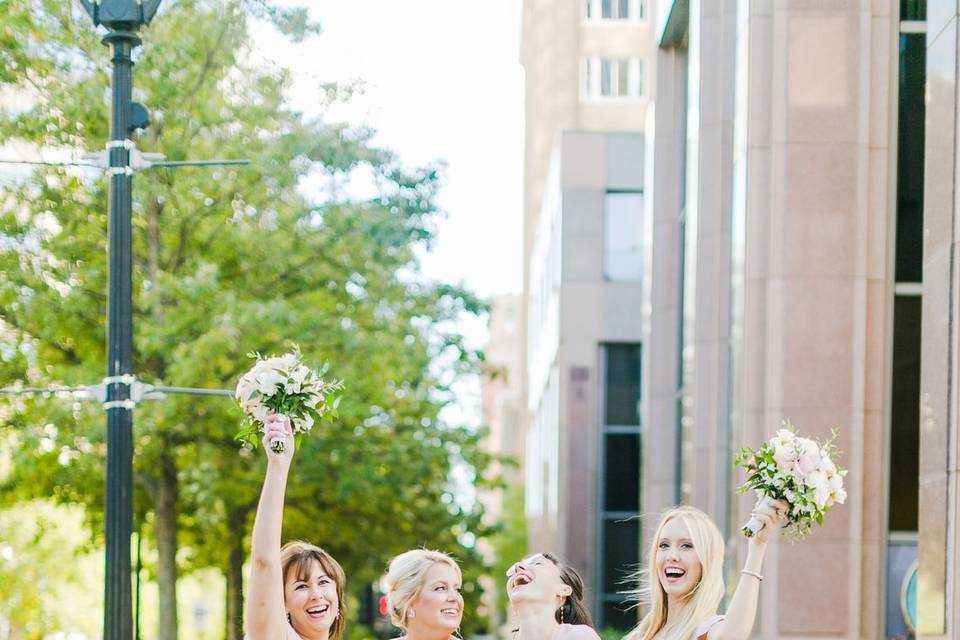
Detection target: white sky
<box><xmin>249</xmin><ymin>1</ymin><xmax>526</xmax><ymax>437</ymax></box>
<box><xmin>249</xmin><ymin>1</ymin><xmax>525</xmax><ymax>301</ymax></box>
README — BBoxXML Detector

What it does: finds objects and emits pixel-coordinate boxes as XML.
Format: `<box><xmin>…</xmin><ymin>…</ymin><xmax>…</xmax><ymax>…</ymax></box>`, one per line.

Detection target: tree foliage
<box><xmin>0</xmin><ymin>0</ymin><xmax>497</xmax><ymax>637</ymax></box>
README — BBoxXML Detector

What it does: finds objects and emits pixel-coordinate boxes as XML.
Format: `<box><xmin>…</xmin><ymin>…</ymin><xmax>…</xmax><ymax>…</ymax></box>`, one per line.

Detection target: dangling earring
<box><xmin>287</xmin><ymin>612</ymin><xmax>292</xmax><ymax>624</ymax></box>
<box><xmin>409</xmin><ymin>608</ymin><xmax>416</xmax><ymax>619</ymax></box>
<box><xmin>559</xmin><ymin>605</ymin><xmax>564</xmax><ymax>624</ymax></box>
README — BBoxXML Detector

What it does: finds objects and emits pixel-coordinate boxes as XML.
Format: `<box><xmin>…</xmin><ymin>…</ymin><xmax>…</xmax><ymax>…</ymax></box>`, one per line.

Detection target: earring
<box><xmin>558</xmin><ymin>604</ymin><xmax>564</xmax><ymax>624</ymax></box>
<box><xmin>408</xmin><ymin>608</ymin><xmax>416</xmax><ymax>619</ymax></box>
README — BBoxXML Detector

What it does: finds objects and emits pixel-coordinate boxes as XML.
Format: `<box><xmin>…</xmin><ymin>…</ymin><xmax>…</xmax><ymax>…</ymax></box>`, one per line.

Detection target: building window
<box><xmin>885</xmin><ymin>15</ymin><xmax>925</xmax><ymax>640</ymax></box>
<box><xmin>585</xmin><ymin>0</ymin><xmax>646</xmax><ymax>20</ymax></box>
<box><xmin>604</xmin><ymin>192</ymin><xmax>643</xmax><ymax>281</ymax></box>
<box><xmin>583</xmin><ymin>57</ymin><xmax>644</xmax><ymax>99</ymax></box>
<box><xmin>599</xmin><ymin>344</ymin><xmax>641</xmax><ymax>631</ymax></box>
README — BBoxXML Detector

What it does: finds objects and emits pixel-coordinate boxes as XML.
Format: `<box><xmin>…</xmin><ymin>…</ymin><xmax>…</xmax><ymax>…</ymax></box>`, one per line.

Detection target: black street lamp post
<box><xmin>77</xmin><ymin>3</ymin><xmax>162</xmax><ymax>639</ymax></box>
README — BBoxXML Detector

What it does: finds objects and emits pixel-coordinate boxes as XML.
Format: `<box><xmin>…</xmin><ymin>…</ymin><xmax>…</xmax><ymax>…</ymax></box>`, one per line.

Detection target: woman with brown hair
<box><xmin>245</xmin><ymin>414</ymin><xmax>347</xmax><ymax>640</ymax></box>
<box><xmin>506</xmin><ymin>552</ymin><xmax>600</xmax><ymax>640</ymax></box>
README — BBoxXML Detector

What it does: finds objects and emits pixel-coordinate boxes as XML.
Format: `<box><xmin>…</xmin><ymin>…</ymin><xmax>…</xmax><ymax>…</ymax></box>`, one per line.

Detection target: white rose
<box><xmin>773</xmin><ymin>439</ymin><xmax>797</xmax><ymax>470</ymax></box>
<box><xmin>279</xmin><ymin>353</ymin><xmax>298</xmax><ymax>369</ymax></box>
<box><xmin>255</xmin><ymin>369</ymin><xmax>285</xmax><ymax>396</ymax></box>
<box><xmin>250</xmin><ymin>405</ymin><xmax>269</xmax><ymax>422</ymax></box>
<box><xmin>236</xmin><ymin>374</ymin><xmax>259</xmax><ymax>406</ymax></box>
<box><xmin>775</xmin><ymin>428</ymin><xmax>795</xmax><ymax>442</ymax></box>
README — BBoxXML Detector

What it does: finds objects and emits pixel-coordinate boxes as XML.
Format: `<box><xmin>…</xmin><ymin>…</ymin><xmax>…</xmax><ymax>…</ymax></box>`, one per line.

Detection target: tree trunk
<box><xmin>155</xmin><ymin>447</ymin><xmax>179</xmax><ymax>640</ymax></box>
<box><xmin>225</xmin><ymin>524</ymin><xmax>246</xmax><ymax>640</ymax></box>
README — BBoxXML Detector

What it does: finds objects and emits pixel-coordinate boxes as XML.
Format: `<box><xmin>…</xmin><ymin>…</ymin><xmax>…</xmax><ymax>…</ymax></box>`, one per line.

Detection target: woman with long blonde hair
<box><xmin>626</xmin><ymin>500</ymin><xmax>785</xmax><ymax>640</ymax></box>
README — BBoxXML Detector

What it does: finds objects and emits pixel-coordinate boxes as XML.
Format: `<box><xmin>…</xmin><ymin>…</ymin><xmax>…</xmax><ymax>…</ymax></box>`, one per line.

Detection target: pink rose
<box><xmin>793</xmin><ymin>437</ymin><xmax>821</xmax><ymax>478</ymax></box>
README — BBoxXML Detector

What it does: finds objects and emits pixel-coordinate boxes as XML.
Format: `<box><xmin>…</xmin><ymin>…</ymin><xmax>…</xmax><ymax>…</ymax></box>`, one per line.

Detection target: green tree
<box><xmin>0</xmin><ymin>501</ymin><xmax>103</xmax><ymax>639</ymax></box>
<box><xmin>0</xmin><ymin>1</ymin><xmax>498</xmax><ymax>638</ymax></box>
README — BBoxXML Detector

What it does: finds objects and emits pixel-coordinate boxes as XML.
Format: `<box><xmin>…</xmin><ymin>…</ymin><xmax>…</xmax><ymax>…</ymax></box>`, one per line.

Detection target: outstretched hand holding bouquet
<box><xmin>735</xmin><ymin>421</ymin><xmax>847</xmax><ymax>540</ymax></box>
<box><xmin>234</xmin><ymin>347</ymin><xmax>343</xmax><ymax>453</ymax></box>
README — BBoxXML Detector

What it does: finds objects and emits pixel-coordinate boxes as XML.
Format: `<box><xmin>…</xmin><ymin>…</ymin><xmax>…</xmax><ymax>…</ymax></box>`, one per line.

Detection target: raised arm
<box><xmin>707</xmin><ymin>499</ymin><xmax>785</xmax><ymax>640</ymax></box>
<box><xmin>245</xmin><ymin>415</ymin><xmax>295</xmax><ymax>640</ymax></box>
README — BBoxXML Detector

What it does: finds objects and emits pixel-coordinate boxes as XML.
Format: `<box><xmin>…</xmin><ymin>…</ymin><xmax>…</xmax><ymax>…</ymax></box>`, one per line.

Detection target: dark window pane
<box><xmin>605</xmin><ymin>344</ymin><xmax>641</xmax><ymax>425</ymax></box>
<box><xmin>900</xmin><ymin>0</ymin><xmax>926</xmax><ymax>21</ymax></box>
<box><xmin>895</xmin><ymin>33</ymin><xmax>925</xmax><ymax>283</ymax></box>
<box><xmin>889</xmin><ymin>295</ymin><xmax>920</xmax><ymax>531</ymax></box>
<box><xmin>602</xmin><ymin>518</ymin><xmax>639</xmax><ymax>593</ymax></box>
<box><xmin>617</xmin><ymin>0</ymin><xmax>629</xmax><ymax>19</ymax></box>
<box><xmin>605</xmin><ymin>433</ymin><xmax>640</xmax><ymax>511</ymax></box>
<box><xmin>602</xmin><ymin>600</ymin><xmax>638</xmax><ymax>631</ymax></box>
<box><xmin>602</xmin><ymin>0</ymin><xmax>612</xmax><ymax>18</ymax></box>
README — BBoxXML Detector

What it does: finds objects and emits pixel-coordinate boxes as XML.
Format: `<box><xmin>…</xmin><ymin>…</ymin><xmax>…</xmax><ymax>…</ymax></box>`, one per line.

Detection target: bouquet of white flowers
<box><xmin>735</xmin><ymin>421</ymin><xmax>847</xmax><ymax>540</ymax></box>
<box><xmin>234</xmin><ymin>348</ymin><xmax>343</xmax><ymax>453</ymax></box>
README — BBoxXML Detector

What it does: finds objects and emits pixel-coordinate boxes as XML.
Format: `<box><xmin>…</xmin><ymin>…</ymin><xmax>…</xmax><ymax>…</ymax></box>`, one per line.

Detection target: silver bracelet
<box><xmin>741</xmin><ymin>569</ymin><xmax>763</xmax><ymax>581</ymax></box>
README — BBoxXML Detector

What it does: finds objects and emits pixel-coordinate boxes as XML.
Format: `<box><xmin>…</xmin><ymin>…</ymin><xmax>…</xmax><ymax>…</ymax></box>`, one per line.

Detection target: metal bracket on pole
<box><xmin>107</xmin><ymin>139</ymin><xmax>135</xmax><ymax>150</ymax></box>
<box><xmin>104</xmin><ymin>374</ymin><xmax>137</xmax><ymax>386</ymax></box>
<box><xmin>104</xmin><ymin>399</ymin><xmax>136</xmax><ymax>411</ymax></box>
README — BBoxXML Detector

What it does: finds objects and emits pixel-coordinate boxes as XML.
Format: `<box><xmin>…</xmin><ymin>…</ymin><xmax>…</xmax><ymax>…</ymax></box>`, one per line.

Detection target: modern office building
<box><xmin>520</xmin><ymin>0</ymin><xmax>653</xmax><ymax>629</ymax></box>
<box><xmin>521</xmin><ymin>0</ymin><xmax>960</xmax><ymax>637</ymax></box>
<box><xmin>640</xmin><ymin>0</ymin><xmax>954</xmax><ymax>637</ymax></box>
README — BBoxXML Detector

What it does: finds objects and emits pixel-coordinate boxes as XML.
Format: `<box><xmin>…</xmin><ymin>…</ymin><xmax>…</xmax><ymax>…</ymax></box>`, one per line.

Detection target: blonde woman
<box><xmin>506</xmin><ymin>552</ymin><xmax>599</xmax><ymax>640</ymax></box>
<box><xmin>626</xmin><ymin>501</ymin><xmax>785</xmax><ymax>640</ymax></box>
<box><xmin>245</xmin><ymin>415</ymin><xmax>347</xmax><ymax>640</ymax></box>
<box><xmin>384</xmin><ymin>549</ymin><xmax>465</xmax><ymax>640</ymax></box>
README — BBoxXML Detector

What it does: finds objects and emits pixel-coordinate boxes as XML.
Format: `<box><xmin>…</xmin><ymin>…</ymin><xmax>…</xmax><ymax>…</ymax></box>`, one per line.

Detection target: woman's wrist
<box><xmin>266</xmin><ymin>457</ymin><xmax>292</xmax><ymax>474</ymax></box>
<box><xmin>743</xmin><ymin>545</ymin><xmax>767</xmax><ymax>574</ymax></box>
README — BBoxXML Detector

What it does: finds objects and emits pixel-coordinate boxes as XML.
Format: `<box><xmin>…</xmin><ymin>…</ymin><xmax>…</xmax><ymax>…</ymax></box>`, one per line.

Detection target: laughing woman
<box><xmin>245</xmin><ymin>414</ymin><xmax>347</xmax><ymax>640</ymax></box>
<box><xmin>625</xmin><ymin>501</ymin><xmax>785</xmax><ymax>640</ymax></box>
<box><xmin>506</xmin><ymin>552</ymin><xmax>600</xmax><ymax>640</ymax></box>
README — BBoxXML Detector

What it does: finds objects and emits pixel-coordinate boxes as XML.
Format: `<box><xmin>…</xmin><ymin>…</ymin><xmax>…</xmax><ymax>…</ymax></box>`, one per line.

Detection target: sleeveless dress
<box><xmin>690</xmin><ymin>615</ymin><xmax>724</xmax><ymax>640</ymax></box>
<box><xmin>553</xmin><ymin>624</ymin><xmax>601</xmax><ymax>640</ymax></box>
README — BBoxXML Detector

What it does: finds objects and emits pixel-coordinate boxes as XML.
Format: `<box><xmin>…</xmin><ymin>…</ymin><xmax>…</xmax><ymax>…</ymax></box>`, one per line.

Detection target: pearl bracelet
<box><xmin>741</xmin><ymin>569</ymin><xmax>763</xmax><ymax>581</ymax></box>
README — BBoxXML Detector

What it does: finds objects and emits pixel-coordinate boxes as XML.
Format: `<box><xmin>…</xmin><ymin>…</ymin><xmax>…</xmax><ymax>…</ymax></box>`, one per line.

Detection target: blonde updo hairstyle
<box><xmin>385</xmin><ymin>549</ymin><xmax>462</xmax><ymax>630</ymax></box>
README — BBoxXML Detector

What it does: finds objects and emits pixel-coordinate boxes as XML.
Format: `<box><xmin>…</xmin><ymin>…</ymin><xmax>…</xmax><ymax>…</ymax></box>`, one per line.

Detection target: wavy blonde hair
<box><xmin>625</xmin><ymin>507</ymin><xmax>725</xmax><ymax>640</ymax></box>
<box><xmin>384</xmin><ymin>549</ymin><xmax>462</xmax><ymax>630</ymax></box>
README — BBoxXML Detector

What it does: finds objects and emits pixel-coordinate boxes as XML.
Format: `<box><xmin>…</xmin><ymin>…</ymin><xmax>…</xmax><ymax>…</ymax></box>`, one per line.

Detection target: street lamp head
<box><xmin>79</xmin><ymin>0</ymin><xmax>162</xmax><ymax>30</ymax></box>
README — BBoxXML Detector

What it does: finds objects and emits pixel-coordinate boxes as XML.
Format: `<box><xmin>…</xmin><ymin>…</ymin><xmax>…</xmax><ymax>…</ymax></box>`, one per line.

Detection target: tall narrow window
<box><xmin>599</xmin><ymin>344</ymin><xmax>641</xmax><ymax>630</ymax></box>
<box><xmin>600</xmin><ymin>59</ymin><xmax>612</xmax><ymax>96</ymax></box>
<box><xmin>604</xmin><ymin>192</ymin><xmax>644</xmax><ymax>281</ymax></box>
<box><xmin>885</xmin><ymin>10</ymin><xmax>925</xmax><ymax>639</ymax></box>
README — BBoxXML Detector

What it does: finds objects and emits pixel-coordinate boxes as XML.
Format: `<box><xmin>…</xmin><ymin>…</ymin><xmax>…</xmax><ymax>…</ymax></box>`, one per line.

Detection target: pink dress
<box><xmin>554</xmin><ymin>624</ymin><xmax>601</xmax><ymax>640</ymax></box>
<box><xmin>690</xmin><ymin>615</ymin><xmax>724</xmax><ymax>640</ymax></box>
